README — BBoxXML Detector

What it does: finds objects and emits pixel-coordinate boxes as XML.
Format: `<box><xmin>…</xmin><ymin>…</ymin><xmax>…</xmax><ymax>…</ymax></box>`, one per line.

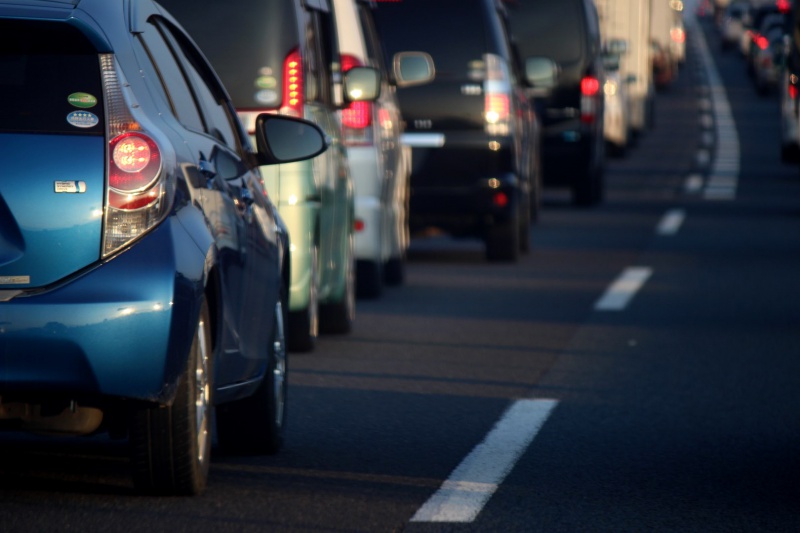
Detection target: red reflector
<box><xmin>493</xmin><ymin>191</ymin><xmax>509</xmax><ymax>208</ymax></box>
<box><xmin>354</xmin><ymin>219</ymin><xmax>365</xmax><ymax>232</ymax></box>
<box><xmin>789</xmin><ymin>83</ymin><xmax>798</xmax><ymax>100</ymax></box>
<box><xmin>581</xmin><ymin>76</ymin><xmax>601</xmax><ymax>96</ymax></box>
<box><xmin>778</xmin><ymin>0</ymin><xmax>790</xmax><ymax>13</ymax></box>
<box><xmin>755</xmin><ymin>35</ymin><xmax>769</xmax><ymax>51</ymax></box>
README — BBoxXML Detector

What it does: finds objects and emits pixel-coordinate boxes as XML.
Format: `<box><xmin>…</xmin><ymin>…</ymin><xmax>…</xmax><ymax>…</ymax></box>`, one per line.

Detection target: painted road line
<box><xmin>689</xmin><ymin>11</ymin><xmax>740</xmax><ymax>201</ymax></box>
<box><xmin>657</xmin><ymin>209</ymin><xmax>686</xmax><ymax>235</ymax></box>
<box><xmin>594</xmin><ymin>267</ymin><xmax>653</xmax><ymax>311</ymax></box>
<box><xmin>410</xmin><ymin>399</ymin><xmax>558</xmax><ymax>523</ymax></box>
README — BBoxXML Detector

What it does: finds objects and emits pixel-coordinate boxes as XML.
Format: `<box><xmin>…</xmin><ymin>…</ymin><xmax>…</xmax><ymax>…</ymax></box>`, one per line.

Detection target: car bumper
<box><xmin>0</xmin><ymin>218</ymin><xmax>205</xmax><ymax>404</ymax></box>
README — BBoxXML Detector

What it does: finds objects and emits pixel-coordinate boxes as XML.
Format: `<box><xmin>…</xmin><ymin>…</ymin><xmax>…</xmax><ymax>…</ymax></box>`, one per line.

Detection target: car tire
<box><xmin>573</xmin><ymin>157</ymin><xmax>604</xmax><ymax>207</ymax></box>
<box><xmin>519</xmin><ymin>193</ymin><xmax>531</xmax><ymax>254</ymax></box>
<box><xmin>287</xmin><ymin>246</ymin><xmax>318</xmax><ymax>353</ymax></box>
<box><xmin>384</xmin><ymin>256</ymin><xmax>405</xmax><ymax>286</ymax></box>
<box><xmin>485</xmin><ymin>216</ymin><xmax>520</xmax><ymax>263</ymax></box>
<box><xmin>129</xmin><ymin>297</ymin><xmax>213</xmax><ymax>496</ymax></box>
<box><xmin>216</xmin><ymin>300</ymin><xmax>287</xmax><ymax>455</ymax></box>
<box><xmin>356</xmin><ymin>259</ymin><xmax>383</xmax><ymax>299</ymax></box>
<box><xmin>320</xmin><ymin>235</ymin><xmax>355</xmax><ymax>334</ymax></box>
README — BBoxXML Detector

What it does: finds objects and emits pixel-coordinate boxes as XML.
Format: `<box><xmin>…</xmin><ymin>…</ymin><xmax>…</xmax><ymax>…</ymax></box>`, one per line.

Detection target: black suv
<box><xmin>505</xmin><ymin>0</ymin><xmax>606</xmax><ymax>206</ymax></box>
<box><xmin>374</xmin><ymin>0</ymin><xmax>549</xmax><ymax>262</ymax></box>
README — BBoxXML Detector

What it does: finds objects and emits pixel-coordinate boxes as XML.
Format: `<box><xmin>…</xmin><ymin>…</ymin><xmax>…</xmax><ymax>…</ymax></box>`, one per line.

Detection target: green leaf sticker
<box><xmin>68</xmin><ymin>92</ymin><xmax>98</xmax><ymax>109</ymax></box>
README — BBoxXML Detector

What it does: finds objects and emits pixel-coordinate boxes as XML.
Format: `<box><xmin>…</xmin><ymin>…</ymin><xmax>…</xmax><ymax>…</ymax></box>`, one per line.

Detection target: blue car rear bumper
<box><xmin>0</xmin><ymin>217</ymin><xmax>205</xmax><ymax>404</ymax></box>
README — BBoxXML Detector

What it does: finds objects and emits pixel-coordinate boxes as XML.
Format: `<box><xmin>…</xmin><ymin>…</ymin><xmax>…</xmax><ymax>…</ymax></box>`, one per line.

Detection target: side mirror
<box><xmin>525</xmin><ymin>56</ymin><xmax>559</xmax><ymax>94</ymax></box>
<box><xmin>393</xmin><ymin>51</ymin><xmax>435</xmax><ymax>88</ymax></box>
<box><xmin>255</xmin><ymin>114</ymin><xmax>330</xmax><ymax>165</ymax></box>
<box><xmin>343</xmin><ymin>66</ymin><xmax>381</xmax><ymax>103</ymax></box>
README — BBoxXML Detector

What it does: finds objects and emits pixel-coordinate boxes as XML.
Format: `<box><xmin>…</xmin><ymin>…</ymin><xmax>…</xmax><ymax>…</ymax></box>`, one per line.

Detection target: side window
<box><xmin>306</xmin><ymin>9</ymin><xmax>336</xmax><ymax>105</ymax></box>
<box><xmin>138</xmin><ymin>22</ymin><xmax>204</xmax><ymax>132</ymax></box>
<box><xmin>156</xmin><ymin>20</ymin><xmax>242</xmax><ymax>151</ymax></box>
<box><xmin>358</xmin><ymin>6</ymin><xmax>387</xmax><ymax>75</ymax></box>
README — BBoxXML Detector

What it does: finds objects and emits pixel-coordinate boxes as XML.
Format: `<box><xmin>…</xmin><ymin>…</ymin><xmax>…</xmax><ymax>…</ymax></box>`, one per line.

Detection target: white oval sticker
<box><xmin>66</xmin><ymin>111</ymin><xmax>99</xmax><ymax>129</ymax></box>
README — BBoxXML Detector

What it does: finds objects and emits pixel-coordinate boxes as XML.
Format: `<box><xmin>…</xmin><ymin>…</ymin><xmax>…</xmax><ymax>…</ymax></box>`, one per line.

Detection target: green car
<box><xmin>161</xmin><ymin>0</ymin><xmax>383</xmax><ymax>351</ymax></box>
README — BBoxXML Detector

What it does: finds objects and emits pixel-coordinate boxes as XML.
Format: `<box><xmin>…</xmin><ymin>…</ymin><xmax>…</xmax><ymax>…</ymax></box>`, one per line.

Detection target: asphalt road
<box><xmin>1</xmin><ymin>13</ymin><xmax>799</xmax><ymax>533</ymax></box>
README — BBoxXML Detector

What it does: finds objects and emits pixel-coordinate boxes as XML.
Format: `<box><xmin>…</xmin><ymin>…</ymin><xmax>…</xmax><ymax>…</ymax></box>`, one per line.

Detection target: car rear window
<box><xmin>161</xmin><ymin>0</ymin><xmax>298</xmax><ymax>110</ymax></box>
<box><xmin>374</xmin><ymin>0</ymin><xmax>492</xmax><ymax>79</ymax></box>
<box><xmin>504</xmin><ymin>0</ymin><xmax>585</xmax><ymax>64</ymax></box>
<box><xmin>0</xmin><ymin>20</ymin><xmax>104</xmax><ymax>136</ymax></box>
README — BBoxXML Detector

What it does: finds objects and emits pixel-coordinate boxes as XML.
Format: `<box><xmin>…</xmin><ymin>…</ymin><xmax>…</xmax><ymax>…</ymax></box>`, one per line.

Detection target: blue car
<box><xmin>0</xmin><ymin>0</ymin><xmax>339</xmax><ymax>495</ymax></box>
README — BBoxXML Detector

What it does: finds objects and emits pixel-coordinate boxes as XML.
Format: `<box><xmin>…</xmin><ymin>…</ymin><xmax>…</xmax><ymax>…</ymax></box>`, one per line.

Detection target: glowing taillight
<box><xmin>580</xmin><ymin>75</ymin><xmax>600</xmax><ymax>124</ymax></box>
<box><xmin>755</xmin><ymin>35</ymin><xmax>769</xmax><ymax>51</ymax></box>
<box><xmin>777</xmin><ymin>0</ymin><xmax>790</xmax><ymax>14</ymax></box>
<box><xmin>485</xmin><ymin>93</ymin><xmax>510</xmax><ymax>124</ymax></box>
<box><xmin>340</xmin><ymin>54</ymin><xmax>374</xmax><ymax>145</ymax></box>
<box><xmin>789</xmin><ymin>83</ymin><xmax>798</xmax><ymax>100</ymax></box>
<box><xmin>100</xmin><ymin>54</ymin><xmax>172</xmax><ymax>256</ymax></box>
<box><xmin>108</xmin><ymin>132</ymin><xmax>162</xmax><ymax>210</ymax></box>
<box><xmin>670</xmin><ymin>27</ymin><xmax>686</xmax><ymax>43</ymax></box>
<box><xmin>483</xmin><ymin>53</ymin><xmax>512</xmax><ymax>135</ymax></box>
<box><xmin>581</xmin><ymin>76</ymin><xmax>601</xmax><ymax>96</ymax></box>
<box><xmin>281</xmin><ymin>48</ymin><xmax>303</xmax><ymax>117</ymax></box>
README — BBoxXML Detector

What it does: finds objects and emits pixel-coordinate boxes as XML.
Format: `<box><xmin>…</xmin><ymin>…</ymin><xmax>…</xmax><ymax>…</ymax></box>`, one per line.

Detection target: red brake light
<box><xmin>789</xmin><ymin>83</ymin><xmax>798</xmax><ymax>100</ymax></box>
<box><xmin>755</xmin><ymin>35</ymin><xmax>769</xmax><ymax>51</ymax></box>
<box><xmin>281</xmin><ymin>48</ymin><xmax>303</xmax><ymax>117</ymax></box>
<box><xmin>108</xmin><ymin>132</ymin><xmax>162</xmax><ymax>210</ymax></box>
<box><xmin>670</xmin><ymin>27</ymin><xmax>686</xmax><ymax>43</ymax></box>
<box><xmin>777</xmin><ymin>0</ymin><xmax>790</xmax><ymax>14</ymax></box>
<box><xmin>485</xmin><ymin>93</ymin><xmax>510</xmax><ymax>124</ymax></box>
<box><xmin>340</xmin><ymin>53</ymin><xmax>374</xmax><ymax>143</ymax></box>
<box><xmin>581</xmin><ymin>76</ymin><xmax>601</xmax><ymax>96</ymax></box>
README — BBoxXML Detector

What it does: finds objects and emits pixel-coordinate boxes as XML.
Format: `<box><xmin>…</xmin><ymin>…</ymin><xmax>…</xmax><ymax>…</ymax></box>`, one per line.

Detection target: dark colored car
<box><xmin>0</xmin><ymin>0</ymin><xmax>334</xmax><ymax>495</ymax></box>
<box><xmin>374</xmin><ymin>0</ymin><xmax>548</xmax><ymax>262</ymax></box>
<box><xmin>505</xmin><ymin>0</ymin><xmax>606</xmax><ymax>206</ymax></box>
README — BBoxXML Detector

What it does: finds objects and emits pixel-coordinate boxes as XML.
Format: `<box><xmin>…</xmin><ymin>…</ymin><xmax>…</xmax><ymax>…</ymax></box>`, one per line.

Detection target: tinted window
<box><xmin>505</xmin><ymin>0</ymin><xmax>585</xmax><ymax>64</ymax></box>
<box><xmin>374</xmin><ymin>0</ymin><xmax>492</xmax><ymax>78</ymax></box>
<box><xmin>156</xmin><ymin>19</ymin><xmax>241</xmax><ymax>149</ymax></box>
<box><xmin>0</xmin><ymin>20</ymin><xmax>104</xmax><ymax>135</ymax></box>
<box><xmin>160</xmin><ymin>0</ymin><xmax>298</xmax><ymax>110</ymax></box>
<box><xmin>139</xmin><ymin>21</ymin><xmax>205</xmax><ymax>131</ymax></box>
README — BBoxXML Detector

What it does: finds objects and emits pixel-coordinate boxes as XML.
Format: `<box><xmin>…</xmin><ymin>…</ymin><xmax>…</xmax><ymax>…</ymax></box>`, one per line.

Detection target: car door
<box><xmin>304</xmin><ymin>3</ymin><xmax>350</xmax><ymax>295</ymax></box>
<box><xmin>135</xmin><ymin>14</ymin><xmax>280</xmax><ymax>385</ymax></box>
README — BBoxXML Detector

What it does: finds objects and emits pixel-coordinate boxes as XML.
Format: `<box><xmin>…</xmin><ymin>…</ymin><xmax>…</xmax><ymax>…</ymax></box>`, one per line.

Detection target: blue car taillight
<box><xmin>100</xmin><ymin>54</ymin><xmax>170</xmax><ymax>257</ymax></box>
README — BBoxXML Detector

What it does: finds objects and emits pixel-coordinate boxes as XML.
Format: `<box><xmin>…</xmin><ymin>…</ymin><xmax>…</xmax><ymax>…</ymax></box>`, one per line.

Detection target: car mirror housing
<box><xmin>343</xmin><ymin>66</ymin><xmax>381</xmax><ymax>102</ymax></box>
<box><xmin>255</xmin><ymin>114</ymin><xmax>330</xmax><ymax>165</ymax></box>
<box><xmin>392</xmin><ymin>51</ymin><xmax>435</xmax><ymax>88</ymax></box>
<box><xmin>525</xmin><ymin>56</ymin><xmax>559</xmax><ymax>95</ymax></box>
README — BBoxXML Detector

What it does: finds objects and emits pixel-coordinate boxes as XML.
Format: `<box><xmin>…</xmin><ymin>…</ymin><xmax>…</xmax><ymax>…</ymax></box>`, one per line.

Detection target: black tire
<box><xmin>384</xmin><ymin>256</ymin><xmax>405</xmax><ymax>286</ymax></box>
<box><xmin>129</xmin><ymin>297</ymin><xmax>213</xmax><ymax>496</ymax></box>
<box><xmin>519</xmin><ymin>193</ymin><xmax>531</xmax><ymax>255</ymax></box>
<box><xmin>217</xmin><ymin>300</ymin><xmax>287</xmax><ymax>455</ymax></box>
<box><xmin>287</xmin><ymin>246</ymin><xmax>318</xmax><ymax>353</ymax></box>
<box><xmin>320</xmin><ymin>236</ymin><xmax>355</xmax><ymax>334</ymax></box>
<box><xmin>356</xmin><ymin>259</ymin><xmax>383</xmax><ymax>299</ymax></box>
<box><xmin>485</xmin><ymin>217</ymin><xmax>520</xmax><ymax>263</ymax></box>
<box><xmin>573</xmin><ymin>161</ymin><xmax>604</xmax><ymax>207</ymax></box>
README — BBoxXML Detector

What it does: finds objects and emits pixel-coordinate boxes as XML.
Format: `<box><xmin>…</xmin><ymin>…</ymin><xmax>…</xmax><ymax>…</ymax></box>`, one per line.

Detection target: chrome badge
<box><xmin>54</xmin><ymin>181</ymin><xmax>87</xmax><ymax>194</ymax></box>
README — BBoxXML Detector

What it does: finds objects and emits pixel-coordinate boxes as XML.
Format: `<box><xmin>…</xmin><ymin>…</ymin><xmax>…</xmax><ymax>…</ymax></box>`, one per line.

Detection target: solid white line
<box><xmin>657</xmin><ymin>209</ymin><xmax>686</xmax><ymax>235</ymax></box>
<box><xmin>410</xmin><ymin>399</ymin><xmax>558</xmax><ymax>523</ymax></box>
<box><xmin>594</xmin><ymin>267</ymin><xmax>653</xmax><ymax>311</ymax></box>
